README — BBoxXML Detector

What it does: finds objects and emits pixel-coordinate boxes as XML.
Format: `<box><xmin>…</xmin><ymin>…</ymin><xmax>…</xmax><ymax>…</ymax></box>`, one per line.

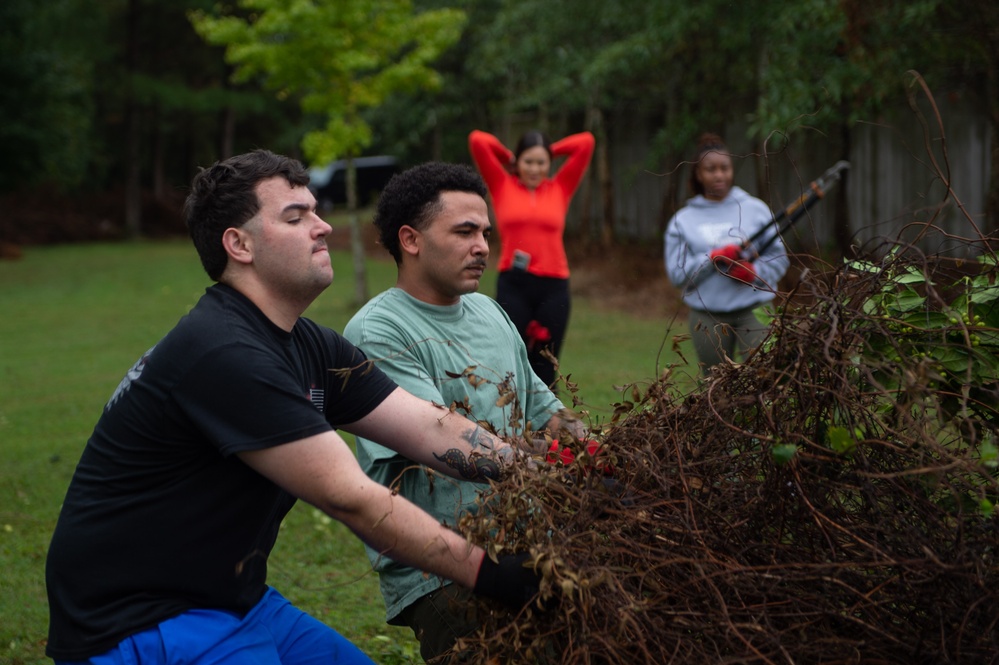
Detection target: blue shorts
<box><xmin>56</xmin><ymin>587</ymin><xmax>374</xmax><ymax>665</ymax></box>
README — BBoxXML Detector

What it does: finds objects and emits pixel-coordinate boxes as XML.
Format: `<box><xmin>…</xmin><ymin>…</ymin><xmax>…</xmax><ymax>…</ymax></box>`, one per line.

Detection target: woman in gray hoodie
<box><xmin>664</xmin><ymin>133</ymin><xmax>789</xmax><ymax>374</ymax></box>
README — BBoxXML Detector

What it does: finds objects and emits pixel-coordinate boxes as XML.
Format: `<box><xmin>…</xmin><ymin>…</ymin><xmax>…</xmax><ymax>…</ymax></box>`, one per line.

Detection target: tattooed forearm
<box><xmin>464</xmin><ymin>422</ymin><xmax>514</xmax><ymax>465</ymax></box>
<box><xmin>433</xmin><ymin>449</ymin><xmax>501</xmax><ymax>481</ymax></box>
<box><xmin>473</xmin><ymin>457</ymin><xmax>501</xmax><ymax>481</ymax></box>
<box><xmin>462</xmin><ymin>423</ymin><xmax>493</xmax><ymax>451</ymax></box>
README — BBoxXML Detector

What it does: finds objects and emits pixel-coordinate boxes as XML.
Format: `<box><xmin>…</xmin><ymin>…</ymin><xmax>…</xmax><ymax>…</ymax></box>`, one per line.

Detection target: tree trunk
<box><xmin>152</xmin><ymin>105</ymin><xmax>166</xmax><ymax>203</ymax></box>
<box><xmin>586</xmin><ymin>107</ymin><xmax>613</xmax><ymax>248</ymax></box>
<box><xmin>346</xmin><ymin>156</ymin><xmax>368</xmax><ymax>306</ymax></box>
<box><xmin>578</xmin><ymin>105</ymin><xmax>599</xmax><ymax>244</ymax></box>
<box><xmin>658</xmin><ymin>146</ymin><xmax>681</xmax><ymax>237</ymax></box>
<box><xmin>501</xmin><ymin>75</ymin><xmax>514</xmax><ymax>144</ymax></box>
<box><xmin>985</xmin><ymin>53</ymin><xmax>999</xmax><ymax>233</ymax></box>
<box><xmin>988</xmin><ymin>116</ymin><xmax>999</xmax><ymax>234</ymax></box>
<box><xmin>124</xmin><ymin>0</ymin><xmax>142</xmax><ymax>239</ymax></box>
<box><xmin>220</xmin><ymin>105</ymin><xmax>235</xmax><ymax>160</ymax></box>
<box><xmin>755</xmin><ymin>138</ymin><xmax>771</xmax><ymax>208</ymax></box>
<box><xmin>432</xmin><ymin>116</ymin><xmax>442</xmax><ymax>162</ymax></box>
<box><xmin>833</xmin><ymin>117</ymin><xmax>854</xmax><ymax>259</ymax></box>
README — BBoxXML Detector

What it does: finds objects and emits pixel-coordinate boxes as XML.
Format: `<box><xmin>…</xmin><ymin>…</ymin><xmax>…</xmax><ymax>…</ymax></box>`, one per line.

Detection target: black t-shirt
<box><xmin>45</xmin><ymin>284</ymin><xmax>397</xmax><ymax>660</ymax></box>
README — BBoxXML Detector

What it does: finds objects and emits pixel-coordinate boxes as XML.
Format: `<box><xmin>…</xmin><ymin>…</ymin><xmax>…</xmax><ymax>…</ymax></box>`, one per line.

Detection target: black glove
<box><xmin>600</xmin><ymin>475</ymin><xmax>637</xmax><ymax>508</ymax></box>
<box><xmin>473</xmin><ymin>552</ymin><xmax>541</xmax><ymax>610</ymax></box>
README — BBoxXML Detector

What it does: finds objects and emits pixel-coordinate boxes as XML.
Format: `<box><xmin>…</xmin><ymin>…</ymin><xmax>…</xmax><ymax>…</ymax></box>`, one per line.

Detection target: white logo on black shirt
<box><xmin>107</xmin><ymin>346</ymin><xmax>156</xmax><ymax>409</ymax></box>
<box><xmin>309</xmin><ymin>387</ymin><xmax>325</xmax><ymax>412</ymax></box>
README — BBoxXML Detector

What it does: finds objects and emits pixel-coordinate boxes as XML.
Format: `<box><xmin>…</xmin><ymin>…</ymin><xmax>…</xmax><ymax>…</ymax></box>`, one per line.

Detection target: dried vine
<box><xmin>450</xmin><ymin>237</ymin><xmax>999</xmax><ymax>664</ymax></box>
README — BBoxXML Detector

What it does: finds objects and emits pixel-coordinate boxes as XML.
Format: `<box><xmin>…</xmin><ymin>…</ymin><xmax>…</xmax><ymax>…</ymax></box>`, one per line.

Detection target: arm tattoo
<box><xmin>433</xmin><ymin>449</ymin><xmax>501</xmax><ymax>481</ymax></box>
<box><xmin>462</xmin><ymin>424</ymin><xmax>493</xmax><ymax>450</ymax></box>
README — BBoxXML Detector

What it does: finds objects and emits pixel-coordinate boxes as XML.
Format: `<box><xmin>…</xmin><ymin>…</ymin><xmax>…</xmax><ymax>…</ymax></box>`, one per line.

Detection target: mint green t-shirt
<box><xmin>343</xmin><ymin>288</ymin><xmax>562</xmax><ymax>621</ymax></box>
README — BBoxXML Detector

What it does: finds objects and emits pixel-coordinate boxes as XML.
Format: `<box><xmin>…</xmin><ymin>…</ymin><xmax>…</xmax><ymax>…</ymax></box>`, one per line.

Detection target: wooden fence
<box><xmin>567</xmin><ymin>96</ymin><xmax>992</xmax><ymax>258</ymax></box>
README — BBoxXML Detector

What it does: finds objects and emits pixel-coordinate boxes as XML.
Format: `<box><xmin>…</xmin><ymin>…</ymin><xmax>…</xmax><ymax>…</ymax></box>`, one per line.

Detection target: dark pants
<box><xmin>391</xmin><ymin>585</ymin><xmax>480</xmax><ymax>664</ymax></box>
<box><xmin>688</xmin><ymin>305</ymin><xmax>769</xmax><ymax>374</ymax></box>
<box><xmin>496</xmin><ymin>270</ymin><xmax>570</xmax><ymax>388</ymax></box>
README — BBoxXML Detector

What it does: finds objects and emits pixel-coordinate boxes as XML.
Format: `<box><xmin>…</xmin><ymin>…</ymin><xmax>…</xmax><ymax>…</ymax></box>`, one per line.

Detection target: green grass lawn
<box><xmin>0</xmin><ymin>240</ymin><xmax>693</xmax><ymax>665</ymax></box>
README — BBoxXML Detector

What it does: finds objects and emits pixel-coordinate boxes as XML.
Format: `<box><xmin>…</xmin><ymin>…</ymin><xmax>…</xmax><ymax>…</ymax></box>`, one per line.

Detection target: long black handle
<box><xmin>743</xmin><ymin>160</ymin><xmax>850</xmax><ymax>257</ymax></box>
<box><xmin>684</xmin><ymin>160</ymin><xmax>850</xmax><ymax>291</ymax></box>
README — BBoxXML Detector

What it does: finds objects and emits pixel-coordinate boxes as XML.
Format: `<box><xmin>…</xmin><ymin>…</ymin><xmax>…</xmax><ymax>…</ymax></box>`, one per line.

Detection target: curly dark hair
<box><xmin>688</xmin><ymin>132</ymin><xmax>729</xmax><ymax>197</ymax></box>
<box><xmin>184</xmin><ymin>149</ymin><xmax>310</xmax><ymax>281</ymax></box>
<box><xmin>374</xmin><ymin>162</ymin><xmax>487</xmax><ymax>264</ymax></box>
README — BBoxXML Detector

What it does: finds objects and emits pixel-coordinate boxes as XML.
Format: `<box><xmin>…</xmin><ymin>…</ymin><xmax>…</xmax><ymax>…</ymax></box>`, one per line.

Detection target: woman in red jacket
<box><xmin>469</xmin><ymin>128</ymin><xmax>595</xmax><ymax>389</ymax></box>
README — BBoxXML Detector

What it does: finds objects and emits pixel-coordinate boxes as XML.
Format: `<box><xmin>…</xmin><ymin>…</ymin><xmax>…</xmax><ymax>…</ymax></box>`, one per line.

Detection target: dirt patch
<box><xmin>567</xmin><ymin>241</ymin><xmax>686</xmax><ymax>320</ymax></box>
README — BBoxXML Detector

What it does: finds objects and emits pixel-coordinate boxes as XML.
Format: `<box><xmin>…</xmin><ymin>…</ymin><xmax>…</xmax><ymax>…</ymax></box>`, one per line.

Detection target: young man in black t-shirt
<box><xmin>45</xmin><ymin>150</ymin><xmax>540</xmax><ymax>665</ymax></box>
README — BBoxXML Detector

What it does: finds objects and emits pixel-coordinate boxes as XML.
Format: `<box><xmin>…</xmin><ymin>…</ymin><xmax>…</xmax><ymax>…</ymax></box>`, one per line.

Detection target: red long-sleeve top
<box><xmin>469</xmin><ymin>130</ymin><xmax>595</xmax><ymax>278</ymax></box>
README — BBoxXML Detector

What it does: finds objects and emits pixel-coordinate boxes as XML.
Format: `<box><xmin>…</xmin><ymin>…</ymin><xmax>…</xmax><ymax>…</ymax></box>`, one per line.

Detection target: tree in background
<box><xmin>467</xmin><ymin>0</ymin><xmax>622</xmax><ymax>244</ymax></box>
<box><xmin>374</xmin><ymin>0</ymin><xmax>783</xmax><ymax>242</ymax></box>
<box><xmin>929</xmin><ymin>0</ymin><xmax>999</xmax><ymax>233</ymax></box>
<box><xmin>569</xmin><ymin>0</ymin><xmax>764</xmax><ymax>235</ymax></box>
<box><xmin>748</xmin><ymin>0</ymin><xmax>958</xmax><ymax>256</ymax></box>
<box><xmin>458</xmin><ymin>0</ymin><xmax>992</xmax><ymax>244</ymax></box>
<box><xmin>0</xmin><ymin>0</ymin><xmax>104</xmax><ymax>193</ymax></box>
<box><xmin>1</xmin><ymin>0</ymin><xmax>993</xmax><ymax>245</ymax></box>
<box><xmin>0</xmin><ymin>0</ymin><xmax>300</xmax><ymax>241</ymax></box>
<box><xmin>119</xmin><ymin>0</ymin><xmax>304</xmax><ymax>238</ymax></box>
<box><xmin>191</xmin><ymin>0</ymin><xmax>465</xmax><ymax>305</ymax></box>
<box><xmin>361</xmin><ymin>0</ymin><xmax>507</xmax><ymax>166</ymax></box>
<box><xmin>452</xmin><ymin>0</ymin><xmax>661</xmax><ymax>245</ymax></box>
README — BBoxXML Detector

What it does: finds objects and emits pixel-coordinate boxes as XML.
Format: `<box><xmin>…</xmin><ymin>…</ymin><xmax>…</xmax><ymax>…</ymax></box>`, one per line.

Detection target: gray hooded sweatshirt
<box><xmin>664</xmin><ymin>186</ymin><xmax>789</xmax><ymax>313</ymax></box>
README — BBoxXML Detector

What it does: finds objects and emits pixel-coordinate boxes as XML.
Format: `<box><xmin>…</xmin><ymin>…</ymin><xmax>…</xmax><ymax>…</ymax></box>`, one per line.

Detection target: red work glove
<box><xmin>525</xmin><ymin>320</ymin><xmax>551</xmax><ymax>351</ymax></box>
<box><xmin>709</xmin><ymin>244</ymin><xmax>742</xmax><ymax>263</ymax></box>
<box><xmin>583</xmin><ymin>439</ymin><xmax>615</xmax><ymax>476</ymax></box>
<box><xmin>726</xmin><ymin>260</ymin><xmax>757</xmax><ymax>284</ymax></box>
<box><xmin>547</xmin><ymin>440</ymin><xmax>575</xmax><ymax>465</ymax></box>
<box><xmin>547</xmin><ymin>439</ymin><xmax>614</xmax><ymax>476</ymax></box>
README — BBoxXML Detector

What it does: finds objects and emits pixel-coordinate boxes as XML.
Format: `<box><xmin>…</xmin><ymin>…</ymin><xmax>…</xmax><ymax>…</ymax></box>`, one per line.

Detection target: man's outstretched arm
<box><xmin>344</xmin><ymin>386</ymin><xmax>521</xmax><ymax>482</ymax></box>
<box><xmin>238</xmin><ymin>430</ymin><xmax>539</xmax><ymax>608</ymax></box>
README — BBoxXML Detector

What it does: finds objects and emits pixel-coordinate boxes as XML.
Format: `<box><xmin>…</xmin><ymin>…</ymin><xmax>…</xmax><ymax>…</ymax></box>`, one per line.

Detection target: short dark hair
<box><xmin>374</xmin><ymin>162</ymin><xmax>487</xmax><ymax>264</ymax></box>
<box><xmin>689</xmin><ymin>133</ymin><xmax>729</xmax><ymax>197</ymax></box>
<box><xmin>184</xmin><ymin>149</ymin><xmax>310</xmax><ymax>281</ymax></box>
<box><xmin>514</xmin><ymin>130</ymin><xmax>552</xmax><ymax>160</ymax></box>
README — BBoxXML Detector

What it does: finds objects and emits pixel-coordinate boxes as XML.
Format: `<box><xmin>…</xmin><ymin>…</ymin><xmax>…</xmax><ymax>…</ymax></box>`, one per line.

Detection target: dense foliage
<box><xmin>1</xmin><ymin>0</ymin><xmax>995</xmax><ymax>235</ymax></box>
<box><xmin>190</xmin><ymin>0</ymin><xmax>465</xmax><ymax>166</ymax></box>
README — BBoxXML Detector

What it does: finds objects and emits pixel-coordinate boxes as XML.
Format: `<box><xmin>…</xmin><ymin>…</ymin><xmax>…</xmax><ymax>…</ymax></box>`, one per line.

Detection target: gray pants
<box><xmin>688</xmin><ymin>305</ymin><xmax>769</xmax><ymax>374</ymax></box>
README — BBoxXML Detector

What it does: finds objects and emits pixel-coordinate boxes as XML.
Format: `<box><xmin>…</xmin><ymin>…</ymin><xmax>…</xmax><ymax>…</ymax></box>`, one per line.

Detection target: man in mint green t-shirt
<box><xmin>344</xmin><ymin>162</ymin><xmax>583</xmax><ymax>663</ymax></box>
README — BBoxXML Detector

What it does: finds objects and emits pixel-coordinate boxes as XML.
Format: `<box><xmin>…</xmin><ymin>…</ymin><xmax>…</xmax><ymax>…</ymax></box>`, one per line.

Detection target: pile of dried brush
<box><xmin>454</xmin><ymin>242</ymin><xmax>999</xmax><ymax>664</ymax></box>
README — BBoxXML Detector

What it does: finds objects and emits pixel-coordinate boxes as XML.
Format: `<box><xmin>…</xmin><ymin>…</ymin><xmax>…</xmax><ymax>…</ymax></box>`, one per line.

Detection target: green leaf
<box><xmin>895</xmin><ymin>267</ymin><xmax>927</xmax><ymax>285</ymax></box>
<box><xmin>826</xmin><ymin>425</ymin><xmax>856</xmax><ymax>456</ymax></box>
<box><xmin>980</xmin><ymin>441</ymin><xmax>998</xmax><ymax>469</ymax></box>
<box><xmin>979</xmin><ymin>499</ymin><xmax>995</xmax><ymax>519</ymax></box>
<box><xmin>771</xmin><ymin>443</ymin><xmax>798</xmax><ymax>466</ymax></box>
<box><xmin>950</xmin><ymin>293</ymin><xmax>969</xmax><ymax>315</ymax></box>
<box><xmin>973</xmin><ymin>329</ymin><xmax>999</xmax><ymax>348</ymax></box>
<box><xmin>902</xmin><ymin>311</ymin><xmax>950</xmax><ymax>329</ymax></box>
<box><xmin>929</xmin><ymin>347</ymin><xmax>972</xmax><ymax>373</ymax></box>
<box><xmin>754</xmin><ymin>305</ymin><xmax>776</xmax><ymax>326</ymax></box>
<box><xmin>846</xmin><ymin>259</ymin><xmax>880</xmax><ymax>274</ymax></box>
<box><xmin>890</xmin><ymin>288</ymin><xmax>926</xmax><ymax>313</ymax></box>
<box><xmin>190</xmin><ymin>0</ymin><xmax>466</xmax><ymax>163</ymax></box>
<box><xmin>969</xmin><ymin>285</ymin><xmax>999</xmax><ymax>306</ymax></box>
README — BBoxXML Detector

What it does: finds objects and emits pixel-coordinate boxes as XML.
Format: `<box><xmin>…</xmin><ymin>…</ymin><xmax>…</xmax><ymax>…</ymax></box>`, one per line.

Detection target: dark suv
<box><xmin>308</xmin><ymin>156</ymin><xmax>400</xmax><ymax>210</ymax></box>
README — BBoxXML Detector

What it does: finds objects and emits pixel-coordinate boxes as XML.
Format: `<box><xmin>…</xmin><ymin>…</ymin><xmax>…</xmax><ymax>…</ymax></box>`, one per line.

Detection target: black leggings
<box><xmin>496</xmin><ymin>270</ymin><xmax>570</xmax><ymax>388</ymax></box>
